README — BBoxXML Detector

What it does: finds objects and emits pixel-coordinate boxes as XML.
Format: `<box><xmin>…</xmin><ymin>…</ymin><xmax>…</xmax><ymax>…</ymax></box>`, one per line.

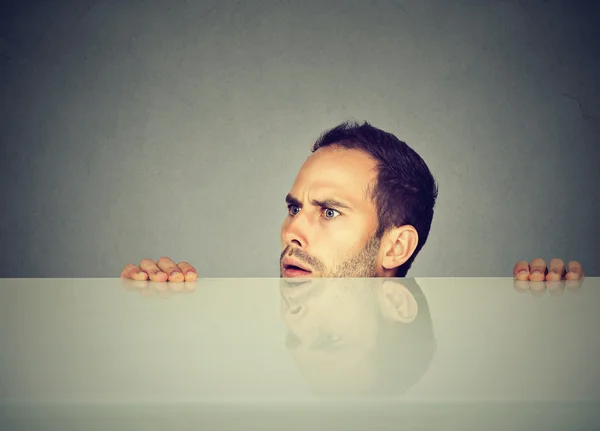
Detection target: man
<box><xmin>120</xmin><ymin>122</ymin><xmax>585</xmax><ymax>282</ymax></box>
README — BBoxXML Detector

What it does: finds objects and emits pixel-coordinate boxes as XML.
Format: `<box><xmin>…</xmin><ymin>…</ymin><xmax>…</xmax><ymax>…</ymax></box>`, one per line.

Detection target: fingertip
<box><xmin>168</xmin><ymin>271</ymin><xmax>184</xmax><ymax>282</ymax></box>
<box><xmin>185</xmin><ymin>272</ymin><xmax>197</xmax><ymax>282</ymax></box>
<box><xmin>529</xmin><ymin>271</ymin><xmax>545</xmax><ymax>282</ymax></box>
<box><xmin>151</xmin><ymin>271</ymin><xmax>168</xmax><ymax>282</ymax></box>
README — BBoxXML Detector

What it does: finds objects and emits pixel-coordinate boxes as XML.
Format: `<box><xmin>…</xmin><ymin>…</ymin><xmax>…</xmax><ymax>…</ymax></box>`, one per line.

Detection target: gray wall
<box><xmin>1</xmin><ymin>0</ymin><xmax>598</xmax><ymax>278</ymax></box>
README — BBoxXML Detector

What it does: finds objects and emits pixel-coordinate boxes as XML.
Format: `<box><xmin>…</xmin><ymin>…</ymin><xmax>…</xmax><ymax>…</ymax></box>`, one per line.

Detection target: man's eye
<box><xmin>311</xmin><ymin>333</ymin><xmax>343</xmax><ymax>351</ymax></box>
<box><xmin>323</xmin><ymin>208</ymin><xmax>341</xmax><ymax>219</ymax></box>
<box><xmin>288</xmin><ymin>205</ymin><xmax>300</xmax><ymax>216</ymax></box>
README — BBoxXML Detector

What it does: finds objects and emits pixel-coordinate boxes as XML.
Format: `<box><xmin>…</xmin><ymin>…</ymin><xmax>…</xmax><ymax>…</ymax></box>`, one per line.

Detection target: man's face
<box><xmin>280</xmin><ymin>145</ymin><xmax>382</xmax><ymax>278</ymax></box>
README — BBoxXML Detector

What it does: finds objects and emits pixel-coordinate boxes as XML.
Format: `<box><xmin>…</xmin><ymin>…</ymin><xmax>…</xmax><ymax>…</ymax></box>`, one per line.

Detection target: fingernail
<box><xmin>518</xmin><ymin>271</ymin><xmax>528</xmax><ymax>276</ymax></box>
<box><xmin>172</xmin><ymin>270</ymin><xmax>181</xmax><ymax>275</ymax></box>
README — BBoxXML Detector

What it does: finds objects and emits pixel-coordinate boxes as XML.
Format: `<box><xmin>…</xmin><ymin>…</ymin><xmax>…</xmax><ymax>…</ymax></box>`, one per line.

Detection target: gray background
<box><xmin>1</xmin><ymin>0</ymin><xmax>598</xmax><ymax>278</ymax></box>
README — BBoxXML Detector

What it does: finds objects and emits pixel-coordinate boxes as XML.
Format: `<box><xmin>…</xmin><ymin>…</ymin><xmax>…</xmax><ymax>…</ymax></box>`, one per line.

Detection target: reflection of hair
<box><xmin>311</xmin><ymin>122</ymin><xmax>439</xmax><ymax>277</ymax></box>
<box><xmin>369</xmin><ymin>278</ymin><xmax>436</xmax><ymax>396</ymax></box>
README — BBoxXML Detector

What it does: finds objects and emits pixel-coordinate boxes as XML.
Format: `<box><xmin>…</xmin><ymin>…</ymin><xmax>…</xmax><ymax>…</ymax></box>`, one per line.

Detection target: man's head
<box><xmin>280</xmin><ymin>121</ymin><xmax>438</xmax><ymax>278</ymax></box>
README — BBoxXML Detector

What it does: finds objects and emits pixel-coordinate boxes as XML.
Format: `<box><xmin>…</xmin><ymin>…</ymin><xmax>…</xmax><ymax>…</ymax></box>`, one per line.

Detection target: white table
<box><xmin>1</xmin><ymin>277</ymin><xmax>598</xmax><ymax>430</ymax></box>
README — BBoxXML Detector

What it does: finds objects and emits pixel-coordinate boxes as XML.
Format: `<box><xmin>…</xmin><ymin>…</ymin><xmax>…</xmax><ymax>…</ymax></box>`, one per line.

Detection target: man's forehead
<box><xmin>298</xmin><ymin>146</ymin><xmax>377</xmax><ymax>183</ymax></box>
<box><xmin>291</xmin><ymin>148</ymin><xmax>376</xmax><ymax>203</ymax></box>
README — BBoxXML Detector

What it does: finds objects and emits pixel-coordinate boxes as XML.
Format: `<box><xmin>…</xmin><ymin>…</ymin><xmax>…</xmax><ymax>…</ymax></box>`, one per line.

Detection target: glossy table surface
<box><xmin>0</xmin><ymin>277</ymin><xmax>598</xmax><ymax>430</ymax></box>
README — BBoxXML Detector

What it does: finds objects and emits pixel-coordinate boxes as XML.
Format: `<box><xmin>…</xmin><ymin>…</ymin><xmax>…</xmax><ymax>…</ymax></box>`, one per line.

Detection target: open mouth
<box><xmin>282</xmin><ymin>262</ymin><xmax>313</xmax><ymax>277</ymax></box>
<box><xmin>285</xmin><ymin>265</ymin><xmax>309</xmax><ymax>272</ymax></box>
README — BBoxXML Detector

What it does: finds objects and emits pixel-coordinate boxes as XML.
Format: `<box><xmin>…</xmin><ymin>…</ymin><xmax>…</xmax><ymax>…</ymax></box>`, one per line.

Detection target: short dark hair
<box><xmin>311</xmin><ymin>121</ymin><xmax>438</xmax><ymax>277</ymax></box>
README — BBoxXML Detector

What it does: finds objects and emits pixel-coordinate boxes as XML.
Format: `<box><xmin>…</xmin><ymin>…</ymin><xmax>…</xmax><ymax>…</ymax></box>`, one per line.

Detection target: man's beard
<box><xmin>280</xmin><ymin>235</ymin><xmax>381</xmax><ymax>278</ymax></box>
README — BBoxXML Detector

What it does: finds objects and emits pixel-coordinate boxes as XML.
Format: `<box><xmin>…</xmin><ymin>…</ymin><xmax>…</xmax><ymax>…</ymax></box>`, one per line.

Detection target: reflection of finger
<box><xmin>566</xmin><ymin>261</ymin><xmax>583</xmax><ymax>280</ymax></box>
<box><xmin>183</xmin><ymin>282</ymin><xmax>196</xmax><ymax>292</ymax></box>
<box><xmin>514</xmin><ymin>261</ymin><xmax>530</xmax><ymax>280</ymax></box>
<box><xmin>566</xmin><ymin>279</ymin><xmax>582</xmax><ymax>292</ymax></box>
<box><xmin>529</xmin><ymin>281</ymin><xmax>546</xmax><ymax>296</ymax></box>
<box><xmin>529</xmin><ymin>258</ymin><xmax>547</xmax><ymax>282</ymax></box>
<box><xmin>513</xmin><ymin>280</ymin><xmax>530</xmax><ymax>292</ymax></box>
<box><xmin>121</xmin><ymin>279</ymin><xmax>149</xmax><ymax>291</ymax></box>
<box><xmin>139</xmin><ymin>288</ymin><xmax>156</xmax><ymax>298</ymax></box>
<box><xmin>158</xmin><ymin>290</ymin><xmax>173</xmax><ymax>299</ymax></box>
<box><xmin>153</xmin><ymin>282</ymin><xmax>169</xmax><ymax>292</ymax></box>
<box><xmin>170</xmin><ymin>282</ymin><xmax>184</xmax><ymax>292</ymax></box>
<box><xmin>546</xmin><ymin>258</ymin><xmax>565</xmax><ymax>281</ymax></box>
<box><xmin>546</xmin><ymin>280</ymin><xmax>565</xmax><ymax>296</ymax></box>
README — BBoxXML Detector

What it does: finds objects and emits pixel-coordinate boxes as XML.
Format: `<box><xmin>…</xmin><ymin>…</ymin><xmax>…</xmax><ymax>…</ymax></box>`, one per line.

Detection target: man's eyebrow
<box><xmin>312</xmin><ymin>198</ymin><xmax>352</xmax><ymax>211</ymax></box>
<box><xmin>285</xmin><ymin>194</ymin><xmax>302</xmax><ymax>207</ymax></box>
<box><xmin>285</xmin><ymin>194</ymin><xmax>353</xmax><ymax>211</ymax></box>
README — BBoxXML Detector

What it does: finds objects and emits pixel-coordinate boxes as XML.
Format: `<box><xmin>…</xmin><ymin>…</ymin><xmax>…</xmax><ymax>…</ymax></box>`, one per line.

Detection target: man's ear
<box><xmin>378</xmin><ymin>280</ymin><xmax>418</xmax><ymax>324</ymax></box>
<box><xmin>379</xmin><ymin>225</ymin><xmax>419</xmax><ymax>274</ymax></box>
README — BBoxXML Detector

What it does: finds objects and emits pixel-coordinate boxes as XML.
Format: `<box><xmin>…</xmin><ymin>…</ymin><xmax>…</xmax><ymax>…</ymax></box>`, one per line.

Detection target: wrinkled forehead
<box><xmin>293</xmin><ymin>147</ymin><xmax>378</xmax><ymax>199</ymax></box>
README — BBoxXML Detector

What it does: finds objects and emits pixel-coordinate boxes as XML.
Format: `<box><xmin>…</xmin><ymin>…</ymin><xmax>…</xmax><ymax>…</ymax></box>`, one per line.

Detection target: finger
<box><xmin>156</xmin><ymin>257</ymin><xmax>185</xmax><ymax>282</ymax></box>
<box><xmin>546</xmin><ymin>258</ymin><xmax>565</xmax><ymax>281</ymax></box>
<box><xmin>140</xmin><ymin>259</ymin><xmax>168</xmax><ymax>282</ymax></box>
<box><xmin>513</xmin><ymin>261</ymin><xmax>530</xmax><ymax>280</ymax></box>
<box><xmin>121</xmin><ymin>264</ymin><xmax>148</xmax><ymax>281</ymax></box>
<box><xmin>177</xmin><ymin>262</ymin><xmax>198</xmax><ymax>282</ymax></box>
<box><xmin>565</xmin><ymin>261</ymin><xmax>584</xmax><ymax>280</ymax></box>
<box><xmin>529</xmin><ymin>258</ymin><xmax>547</xmax><ymax>282</ymax></box>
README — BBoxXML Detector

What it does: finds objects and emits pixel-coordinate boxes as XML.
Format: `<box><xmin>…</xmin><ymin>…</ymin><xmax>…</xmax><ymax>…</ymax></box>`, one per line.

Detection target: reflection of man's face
<box><xmin>279</xmin><ymin>146</ymin><xmax>384</xmax><ymax>278</ymax></box>
<box><xmin>280</xmin><ymin>281</ymin><xmax>382</xmax><ymax>393</ymax></box>
<box><xmin>280</xmin><ymin>279</ymin><xmax>428</xmax><ymax>397</ymax></box>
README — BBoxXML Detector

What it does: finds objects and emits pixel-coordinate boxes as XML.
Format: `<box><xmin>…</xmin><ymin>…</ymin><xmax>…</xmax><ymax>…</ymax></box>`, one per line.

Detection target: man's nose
<box><xmin>282</xmin><ymin>214</ymin><xmax>310</xmax><ymax>249</ymax></box>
